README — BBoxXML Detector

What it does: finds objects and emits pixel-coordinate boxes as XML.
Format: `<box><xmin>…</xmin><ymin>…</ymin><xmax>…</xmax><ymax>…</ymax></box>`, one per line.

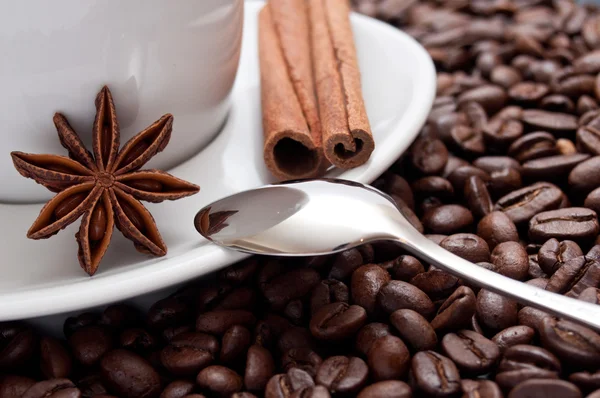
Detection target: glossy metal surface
<box><xmin>196</xmin><ymin>178</ymin><xmax>600</xmax><ymax>332</ymax></box>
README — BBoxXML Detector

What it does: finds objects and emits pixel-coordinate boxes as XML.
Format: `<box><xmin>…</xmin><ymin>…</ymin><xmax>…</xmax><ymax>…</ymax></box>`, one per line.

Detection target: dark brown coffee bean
<box><xmin>412</xmin><ymin>176</ymin><xmax>455</xmax><ymax>201</ymax></box>
<box><xmin>160</xmin><ymin>380</ymin><xmax>195</xmax><ymax>398</ymax></box>
<box><xmin>309</xmin><ymin>303</ymin><xmax>367</xmax><ymax>341</ymax></box>
<box><xmin>440</xmin><ymin>233</ymin><xmax>491</xmax><ymax>263</ymax></box>
<box><xmin>100</xmin><ymin>304</ymin><xmax>140</xmax><ymax>331</ymax></box>
<box><xmin>196</xmin><ymin>310</ymin><xmax>256</xmax><ymax>335</ymax></box>
<box><xmin>68</xmin><ymin>325</ymin><xmax>112</xmax><ymax>367</ymax></box>
<box><xmin>464</xmin><ymin>176</ymin><xmax>493</xmax><ymax>218</ymax></box>
<box><xmin>492</xmin><ymin>326</ymin><xmax>536</xmax><ymax>353</ymax></box>
<box><xmin>570</xmin><ymin>370</ymin><xmax>600</xmax><ymax>392</ymax></box>
<box><xmin>579</xmin><ymin>287</ymin><xmax>600</xmax><ymax>304</ymax></box>
<box><xmin>422</xmin><ymin>204</ymin><xmax>474</xmax><ymax>234</ymax></box>
<box><xmin>40</xmin><ymin>337</ymin><xmax>71</xmax><ymax>379</ymax></box>
<box><xmin>585</xmin><ymin>187</ymin><xmax>600</xmax><ymax>216</ymax></box>
<box><xmin>587</xmin><ymin>244</ymin><xmax>600</xmax><ymax>262</ymax></box>
<box><xmin>278</xmin><ymin>327</ymin><xmax>315</xmax><ymax>353</ymax></box>
<box><xmin>508</xmin><ymin>132</ymin><xmax>559</xmax><ymax>163</ymax></box>
<box><xmin>588</xmin><ymin>390</ymin><xmax>600</xmax><ymax>398</ymax></box>
<box><xmin>261</xmin><ymin>268</ymin><xmax>320</xmax><ymax>311</ymax></box>
<box><xmin>483</xmin><ymin>118</ymin><xmax>525</xmax><ymax>151</ymax></box>
<box><xmin>162</xmin><ymin>325</ymin><xmax>192</xmax><ymax>343</ymax></box>
<box><xmin>221</xmin><ymin>325</ymin><xmax>252</xmax><ymax>365</ymax></box>
<box><xmin>329</xmin><ymin>249</ymin><xmax>364</xmax><ymax>281</ymax></box>
<box><xmin>522</xmin><ymin>154</ymin><xmax>591</xmax><ymax>180</ymax></box>
<box><xmin>474</xmin><ymin>156</ymin><xmax>521</xmax><ymax>174</ymax></box>
<box><xmin>540</xmin><ymin>318</ymin><xmax>600</xmax><ymax>367</ymax></box>
<box><xmin>546</xmin><ymin>256</ymin><xmax>600</xmax><ymax>297</ymax></box>
<box><xmin>442</xmin><ymin>155</ymin><xmax>470</xmax><ymax>179</ymax></box>
<box><xmin>518</xmin><ymin>306</ymin><xmax>553</xmax><ymax>333</ymax></box>
<box><xmin>538</xmin><ymin>239</ymin><xmax>583</xmax><ymax>275</ymax></box>
<box><xmin>160</xmin><ymin>331</ymin><xmax>218</xmax><ymax>376</ymax></box>
<box><xmin>264</xmin><ymin>368</ymin><xmax>315</xmax><ymax>398</ymax></box>
<box><xmin>392</xmin><ymin>195</ymin><xmax>425</xmax><ymax>233</ymax></box>
<box><xmin>578</xmin><ymin>96</ymin><xmax>599</xmax><ymax>115</ymax></box>
<box><xmin>448</xmin><ymin>165</ymin><xmax>491</xmax><ymax>193</ymax></box>
<box><xmin>351</xmin><ymin>264</ymin><xmax>391</xmax><ymax>315</ymax></box>
<box><xmin>499</xmin><ymin>344</ymin><xmax>561</xmax><ymax>373</ymax></box>
<box><xmin>477</xmin><ymin>289</ymin><xmax>519</xmax><ymax>333</ymax></box>
<box><xmin>0</xmin><ymin>375</ymin><xmax>36</xmax><ymax>398</ymax></box>
<box><xmin>491</xmin><ymin>242</ymin><xmax>529</xmax><ymax>280</ymax></box>
<box><xmin>0</xmin><ymin>322</ymin><xmax>36</xmax><ymax>370</ymax></box>
<box><xmin>411</xmin><ymin>351</ymin><xmax>461</xmax><ymax>397</ymax></box>
<box><xmin>367</xmin><ymin>335</ymin><xmax>410</xmax><ymax>381</ymax></box>
<box><xmin>528</xmin><ymin>255</ymin><xmax>548</xmax><ymax>278</ymax></box>
<box><xmin>356</xmin><ymin>380</ymin><xmax>412</xmax><ymax>398</ymax></box>
<box><xmin>477</xmin><ymin>211</ymin><xmax>520</xmax><ymax>250</ymax></box>
<box><xmin>390</xmin><ymin>309</ymin><xmax>438</xmax><ymax>352</ymax></box>
<box><xmin>376</xmin><ymin>280</ymin><xmax>435</xmax><ymax>319</ymax></box>
<box><xmin>100</xmin><ymin>349</ymin><xmax>161</xmax><ymax>398</ymax></box>
<box><xmin>316</xmin><ymin>356</ymin><xmax>368</xmax><ymax>395</ymax></box>
<box><xmin>310</xmin><ymin>279</ymin><xmax>349</xmax><ymax>317</ymax></box>
<box><xmin>411</xmin><ymin>138</ymin><xmax>449</xmax><ymax>175</ymax></box>
<box><xmin>281</xmin><ymin>348</ymin><xmax>322</xmax><ymax>378</ymax></box>
<box><xmin>529</xmin><ymin>207</ymin><xmax>600</xmax><ymax>244</ymax></box>
<box><xmin>577</xmin><ymin>126</ymin><xmax>600</xmax><ymax>155</ymax></box>
<box><xmin>384</xmin><ymin>173</ymin><xmax>415</xmax><ymax>210</ymax></box>
<box><xmin>410</xmin><ymin>270</ymin><xmax>462</xmax><ymax>302</ymax></box>
<box><xmin>441</xmin><ymin>330</ymin><xmax>500</xmax><ymax>374</ymax></box>
<box><xmin>450</xmin><ymin>125</ymin><xmax>486</xmax><ymax>156</ymax></box>
<box><xmin>146</xmin><ymin>296</ymin><xmax>190</xmax><ymax>330</ymax></box>
<box><xmin>383</xmin><ymin>255</ymin><xmax>425</xmax><ymax>281</ymax></box>
<box><xmin>509</xmin><ymin>81</ymin><xmax>549</xmax><ymax>104</ymax></box>
<box><xmin>508</xmin><ymin>379</ymin><xmax>582</xmax><ymax>398</ymax></box>
<box><xmin>355</xmin><ymin>323</ymin><xmax>391</xmax><ymax>357</ymax></box>
<box><xmin>491</xmin><ymin>65</ymin><xmax>522</xmax><ymax>89</ymax></box>
<box><xmin>570</xmin><ymin>156</ymin><xmax>600</xmax><ymax>194</ymax></box>
<box><xmin>461</xmin><ymin>379</ymin><xmax>502</xmax><ymax>398</ymax></box>
<box><xmin>75</xmin><ymin>373</ymin><xmax>109</xmax><ymax>398</ymax></box>
<box><xmin>521</xmin><ymin>109</ymin><xmax>578</xmax><ymax>133</ymax></box>
<box><xmin>219</xmin><ymin>258</ymin><xmax>259</xmax><ymax>286</ymax></box>
<box><xmin>196</xmin><ymin>365</ymin><xmax>243</xmax><ymax>397</ymax></box>
<box><xmin>245</xmin><ymin>345</ymin><xmax>275</xmax><ymax>392</ymax></box>
<box><xmin>489</xmin><ymin>168</ymin><xmax>523</xmax><ymax>198</ymax></box>
<box><xmin>495</xmin><ymin>182</ymin><xmax>564</xmax><ymax>225</ymax></box>
<box><xmin>431</xmin><ymin>286</ymin><xmax>477</xmax><ymax>333</ymax></box>
<box><xmin>119</xmin><ymin>328</ymin><xmax>156</xmax><ymax>354</ymax></box>
<box><xmin>542</xmin><ymin>95</ymin><xmax>577</xmax><ymax>113</ymax></box>
<box><xmin>22</xmin><ymin>379</ymin><xmax>81</xmax><ymax>398</ymax></box>
<box><xmin>496</xmin><ymin>368</ymin><xmax>560</xmax><ymax>392</ymax></box>
<box><xmin>457</xmin><ymin>84</ymin><xmax>507</xmax><ymax>114</ymax></box>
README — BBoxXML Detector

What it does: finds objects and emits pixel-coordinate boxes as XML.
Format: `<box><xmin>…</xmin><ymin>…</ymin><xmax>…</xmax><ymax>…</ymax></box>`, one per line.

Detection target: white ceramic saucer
<box><xmin>0</xmin><ymin>1</ymin><xmax>435</xmax><ymax>323</ymax></box>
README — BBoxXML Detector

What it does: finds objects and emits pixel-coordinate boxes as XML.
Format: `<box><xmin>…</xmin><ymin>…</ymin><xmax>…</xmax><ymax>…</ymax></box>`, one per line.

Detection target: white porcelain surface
<box><xmin>1</xmin><ymin>0</ymin><xmax>244</xmax><ymax>203</ymax></box>
<box><xmin>0</xmin><ymin>1</ymin><xmax>436</xmax><ymax>332</ymax></box>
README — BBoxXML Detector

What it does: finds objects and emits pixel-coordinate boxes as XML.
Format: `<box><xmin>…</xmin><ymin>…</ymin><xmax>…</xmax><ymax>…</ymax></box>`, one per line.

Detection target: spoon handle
<box><xmin>396</xmin><ymin>223</ymin><xmax>600</xmax><ymax>332</ymax></box>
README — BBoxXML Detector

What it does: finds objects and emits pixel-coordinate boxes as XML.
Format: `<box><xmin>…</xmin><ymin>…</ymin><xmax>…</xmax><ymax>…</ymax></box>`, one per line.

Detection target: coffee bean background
<box><xmin>4</xmin><ymin>0</ymin><xmax>600</xmax><ymax>396</ymax></box>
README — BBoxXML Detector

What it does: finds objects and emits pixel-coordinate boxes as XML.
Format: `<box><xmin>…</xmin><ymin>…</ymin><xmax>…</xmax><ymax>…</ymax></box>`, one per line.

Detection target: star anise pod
<box><xmin>11</xmin><ymin>86</ymin><xmax>200</xmax><ymax>275</ymax></box>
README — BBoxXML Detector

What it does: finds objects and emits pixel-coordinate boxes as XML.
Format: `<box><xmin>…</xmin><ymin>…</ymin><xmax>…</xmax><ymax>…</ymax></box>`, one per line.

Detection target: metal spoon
<box><xmin>194</xmin><ymin>178</ymin><xmax>600</xmax><ymax>331</ymax></box>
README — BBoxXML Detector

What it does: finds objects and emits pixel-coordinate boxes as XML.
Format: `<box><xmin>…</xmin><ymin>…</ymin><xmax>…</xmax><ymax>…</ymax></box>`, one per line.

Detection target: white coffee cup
<box><xmin>1</xmin><ymin>0</ymin><xmax>244</xmax><ymax>203</ymax></box>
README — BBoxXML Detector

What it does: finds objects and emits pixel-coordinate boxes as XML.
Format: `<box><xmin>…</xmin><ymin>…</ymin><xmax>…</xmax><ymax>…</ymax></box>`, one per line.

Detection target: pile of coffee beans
<box><xmin>3</xmin><ymin>0</ymin><xmax>600</xmax><ymax>396</ymax></box>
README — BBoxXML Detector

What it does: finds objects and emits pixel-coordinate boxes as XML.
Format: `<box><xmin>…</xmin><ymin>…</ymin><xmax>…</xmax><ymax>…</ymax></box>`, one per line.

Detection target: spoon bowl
<box><xmin>195</xmin><ymin>178</ymin><xmax>600</xmax><ymax>332</ymax></box>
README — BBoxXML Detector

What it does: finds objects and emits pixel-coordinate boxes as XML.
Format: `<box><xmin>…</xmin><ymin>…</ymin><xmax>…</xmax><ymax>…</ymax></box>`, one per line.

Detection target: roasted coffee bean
<box><xmin>585</xmin><ymin>187</ymin><xmax>600</xmax><ymax>215</ymax></box>
<box><xmin>476</xmin><ymin>289</ymin><xmax>518</xmax><ymax>333</ymax></box>
<box><xmin>40</xmin><ymin>337</ymin><xmax>72</xmax><ymax>379</ymax></box>
<box><xmin>474</xmin><ymin>156</ymin><xmax>521</xmax><ymax>174</ymax></box>
<box><xmin>160</xmin><ymin>331</ymin><xmax>218</xmax><ymax>376</ymax></box>
<box><xmin>412</xmin><ymin>176</ymin><xmax>455</xmax><ymax>201</ymax></box>
<box><xmin>146</xmin><ymin>296</ymin><xmax>191</xmax><ymax>331</ymax></box>
<box><xmin>264</xmin><ymin>368</ymin><xmax>315</xmax><ymax>398</ymax></box>
<box><xmin>546</xmin><ymin>256</ymin><xmax>600</xmax><ymax>297</ymax></box>
<box><xmin>196</xmin><ymin>366</ymin><xmax>243</xmax><ymax>397</ymax></box>
<box><xmin>0</xmin><ymin>375</ymin><xmax>36</xmax><ymax>398</ymax></box>
<box><xmin>376</xmin><ymin>280</ymin><xmax>435</xmax><ymax>319</ymax></box>
<box><xmin>490</xmin><ymin>242</ymin><xmax>529</xmax><ymax>280</ymax></box>
<box><xmin>384</xmin><ymin>173</ymin><xmax>415</xmax><ymax>210</ymax></box>
<box><xmin>491</xmin><ymin>65</ymin><xmax>522</xmax><ymax>89</ymax></box>
<box><xmin>499</xmin><ymin>344</ymin><xmax>561</xmax><ymax>373</ymax></box>
<box><xmin>431</xmin><ymin>286</ymin><xmax>477</xmax><ymax>333</ymax></box>
<box><xmin>579</xmin><ymin>287</ymin><xmax>600</xmax><ymax>304</ymax></box>
<box><xmin>390</xmin><ymin>309</ymin><xmax>437</xmax><ymax>352</ymax></box>
<box><xmin>329</xmin><ymin>249</ymin><xmax>365</xmax><ymax>281</ymax></box>
<box><xmin>392</xmin><ymin>196</ymin><xmax>424</xmax><ymax>233</ymax></box>
<box><xmin>442</xmin><ymin>155</ymin><xmax>470</xmax><ymax>179</ymax></box>
<box><xmin>196</xmin><ymin>310</ymin><xmax>256</xmax><ymax>335</ymax></box>
<box><xmin>245</xmin><ymin>345</ymin><xmax>275</xmax><ymax>392</ymax></box>
<box><xmin>410</xmin><ymin>270</ymin><xmax>461</xmax><ymax>302</ymax></box>
<box><xmin>68</xmin><ymin>326</ymin><xmax>112</xmax><ymax>367</ymax></box>
<box><xmin>577</xmin><ymin>126</ymin><xmax>600</xmax><ymax>155</ymax></box>
<box><xmin>461</xmin><ymin>379</ymin><xmax>502</xmax><ymax>398</ymax></box>
<box><xmin>538</xmin><ymin>239</ymin><xmax>583</xmax><ymax>275</ymax></box>
<box><xmin>492</xmin><ymin>326</ymin><xmax>536</xmax><ymax>353</ymax></box>
<box><xmin>384</xmin><ymin>255</ymin><xmax>425</xmax><ymax>281</ymax></box>
<box><xmin>100</xmin><ymin>349</ymin><xmax>161</xmax><ymax>398</ymax></box>
<box><xmin>450</xmin><ymin>125</ymin><xmax>486</xmax><ymax>156</ymax></box>
<box><xmin>508</xmin><ymin>379</ymin><xmax>582</xmax><ymax>398</ymax></box>
<box><xmin>411</xmin><ymin>351</ymin><xmax>461</xmax><ymax>397</ymax></box>
<box><xmin>495</xmin><ymin>182</ymin><xmax>564</xmax><ymax>225</ymax></box>
<box><xmin>278</xmin><ymin>327</ymin><xmax>315</xmax><ymax>353</ymax></box>
<box><xmin>522</xmin><ymin>154</ymin><xmax>590</xmax><ymax>180</ymax></box>
<box><xmin>310</xmin><ymin>279</ymin><xmax>349</xmax><ymax>316</ymax></box>
<box><xmin>309</xmin><ymin>303</ymin><xmax>367</xmax><ymax>341</ymax></box>
<box><xmin>316</xmin><ymin>356</ymin><xmax>368</xmax><ymax>395</ymax></box>
<box><xmin>22</xmin><ymin>379</ymin><xmax>81</xmax><ymax>398</ymax></box>
<box><xmin>539</xmin><ymin>318</ymin><xmax>600</xmax><ymax>367</ymax></box>
<box><xmin>496</xmin><ymin>368</ymin><xmax>560</xmax><ymax>392</ymax></box>
<box><xmin>351</xmin><ymin>264</ymin><xmax>391</xmax><ymax>315</ymax></box>
<box><xmin>0</xmin><ymin>322</ymin><xmax>36</xmax><ymax>370</ymax></box>
<box><xmin>464</xmin><ymin>176</ymin><xmax>493</xmax><ymax>218</ymax></box>
<box><xmin>570</xmin><ymin>370</ymin><xmax>600</xmax><ymax>392</ymax></box>
<box><xmin>160</xmin><ymin>380</ymin><xmax>195</xmax><ymax>398</ymax></box>
<box><xmin>518</xmin><ymin>306</ymin><xmax>553</xmax><ymax>332</ymax></box>
<box><xmin>588</xmin><ymin>390</ymin><xmax>600</xmax><ymax>398</ymax></box>
<box><xmin>508</xmin><ymin>132</ymin><xmax>559</xmax><ymax>163</ymax></box>
<box><xmin>441</xmin><ymin>330</ymin><xmax>500</xmax><ymax>374</ymax></box>
<box><xmin>509</xmin><ymin>81</ymin><xmax>549</xmax><ymax>104</ymax></box>
<box><xmin>578</xmin><ymin>96</ymin><xmax>599</xmax><ymax>115</ymax></box>
<box><xmin>119</xmin><ymin>328</ymin><xmax>156</xmax><ymax>354</ymax></box>
<box><xmin>356</xmin><ymin>380</ymin><xmax>412</xmax><ymax>398</ymax></box>
<box><xmin>261</xmin><ymin>268</ymin><xmax>320</xmax><ymax>311</ymax></box>
<box><xmin>411</xmin><ymin>138</ymin><xmax>449</xmax><ymax>175</ymax></box>
<box><xmin>457</xmin><ymin>85</ymin><xmax>507</xmax><ymax>114</ymax></box>
<box><xmin>221</xmin><ymin>325</ymin><xmax>252</xmax><ymax>365</ymax></box>
<box><xmin>440</xmin><ymin>233</ymin><xmax>490</xmax><ymax>263</ymax></box>
<box><xmin>355</xmin><ymin>323</ymin><xmax>391</xmax><ymax>357</ymax></box>
<box><xmin>100</xmin><ymin>304</ymin><xmax>139</xmax><ymax>331</ymax></box>
<box><xmin>521</xmin><ymin>109</ymin><xmax>578</xmax><ymax>134</ymax></box>
<box><xmin>529</xmin><ymin>207</ymin><xmax>600</xmax><ymax>244</ymax></box>
<box><xmin>528</xmin><ymin>255</ymin><xmax>548</xmax><ymax>278</ymax></box>
<box><xmin>542</xmin><ymin>95</ymin><xmax>577</xmax><ymax>113</ymax></box>
<box><xmin>422</xmin><ymin>204</ymin><xmax>474</xmax><ymax>234</ymax></box>
<box><xmin>477</xmin><ymin>211</ymin><xmax>520</xmax><ymax>250</ymax></box>
<box><xmin>489</xmin><ymin>167</ymin><xmax>523</xmax><ymax>198</ymax></box>
<box><xmin>281</xmin><ymin>348</ymin><xmax>322</xmax><ymax>378</ymax></box>
<box><xmin>569</xmin><ymin>156</ymin><xmax>600</xmax><ymax>194</ymax></box>
<box><xmin>367</xmin><ymin>335</ymin><xmax>410</xmax><ymax>381</ymax></box>
<box><xmin>448</xmin><ymin>165</ymin><xmax>490</xmax><ymax>193</ymax></box>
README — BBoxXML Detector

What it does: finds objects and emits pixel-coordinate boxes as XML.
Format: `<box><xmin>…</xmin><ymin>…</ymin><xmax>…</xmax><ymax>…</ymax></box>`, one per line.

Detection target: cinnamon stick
<box><xmin>309</xmin><ymin>0</ymin><xmax>375</xmax><ymax>169</ymax></box>
<box><xmin>259</xmin><ymin>0</ymin><xmax>326</xmax><ymax>181</ymax></box>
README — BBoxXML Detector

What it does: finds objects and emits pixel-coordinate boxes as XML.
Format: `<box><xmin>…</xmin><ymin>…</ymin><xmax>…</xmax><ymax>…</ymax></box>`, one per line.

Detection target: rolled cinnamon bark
<box><xmin>309</xmin><ymin>0</ymin><xmax>375</xmax><ymax>169</ymax></box>
<box><xmin>259</xmin><ymin>0</ymin><xmax>326</xmax><ymax>181</ymax></box>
